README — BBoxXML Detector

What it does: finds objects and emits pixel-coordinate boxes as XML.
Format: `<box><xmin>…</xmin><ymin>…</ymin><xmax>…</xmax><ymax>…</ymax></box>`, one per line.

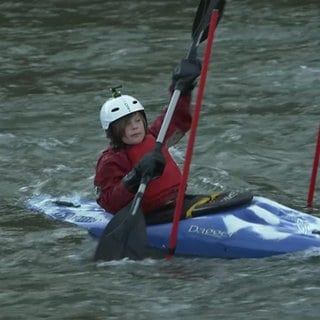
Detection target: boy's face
<box><xmin>121</xmin><ymin>112</ymin><xmax>146</xmax><ymax>145</ymax></box>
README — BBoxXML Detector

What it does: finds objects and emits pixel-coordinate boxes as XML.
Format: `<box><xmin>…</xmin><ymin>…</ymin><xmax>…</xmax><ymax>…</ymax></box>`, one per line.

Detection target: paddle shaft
<box><xmin>307</xmin><ymin>126</ymin><xmax>320</xmax><ymax>207</ymax></box>
<box><xmin>167</xmin><ymin>9</ymin><xmax>220</xmax><ymax>259</ymax></box>
<box><xmin>156</xmin><ymin>91</ymin><xmax>181</xmax><ymax>144</ymax></box>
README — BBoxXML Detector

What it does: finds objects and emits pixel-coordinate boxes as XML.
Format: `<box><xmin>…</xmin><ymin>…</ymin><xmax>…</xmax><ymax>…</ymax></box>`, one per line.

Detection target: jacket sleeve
<box><xmin>94</xmin><ymin>150</ymin><xmax>135</xmax><ymax>214</ymax></box>
<box><xmin>149</xmin><ymin>86</ymin><xmax>192</xmax><ymax>147</ymax></box>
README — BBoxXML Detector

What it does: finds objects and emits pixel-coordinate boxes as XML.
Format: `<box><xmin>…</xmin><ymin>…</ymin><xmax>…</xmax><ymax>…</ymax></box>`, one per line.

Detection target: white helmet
<box><xmin>100</xmin><ymin>95</ymin><xmax>144</xmax><ymax>130</ymax></box>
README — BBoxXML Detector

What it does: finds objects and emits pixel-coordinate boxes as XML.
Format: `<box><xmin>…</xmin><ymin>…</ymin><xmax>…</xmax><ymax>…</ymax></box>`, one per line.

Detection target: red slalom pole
<box><xmin>307</xmin><ymin>126</ymin><xmax>320</xmax><ymax>207</ymax></box>
<box><xmin>166</xmin><ymin>10</ymin><xmax>220</xmax><ymax>259</ymax></box>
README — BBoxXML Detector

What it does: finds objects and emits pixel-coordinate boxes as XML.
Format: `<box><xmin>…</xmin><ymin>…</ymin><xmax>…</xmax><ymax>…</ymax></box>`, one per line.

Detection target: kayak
<box><xmin>26</xmin><ymin>194</ymin><xmax>320</xmax><ymax>259</ymax></box>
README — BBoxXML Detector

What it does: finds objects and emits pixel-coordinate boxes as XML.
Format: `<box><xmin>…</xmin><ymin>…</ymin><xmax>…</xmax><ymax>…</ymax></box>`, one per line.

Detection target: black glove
<box><xmin>171</xmin><ymin>58</ymin><xmax>202</xmax><ymax>95</ymax></box>
<box><xmin>123</xmin><ymin>150</ymin><xmax>166</xmax><ymax>192</ymax></box>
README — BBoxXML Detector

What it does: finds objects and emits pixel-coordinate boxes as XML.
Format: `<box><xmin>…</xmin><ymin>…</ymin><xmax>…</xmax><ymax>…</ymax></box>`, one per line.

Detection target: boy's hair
<box><xmin>107</xmin><ymin>111</ymin><xmax>147</xmax><ymax>151</ymax></box>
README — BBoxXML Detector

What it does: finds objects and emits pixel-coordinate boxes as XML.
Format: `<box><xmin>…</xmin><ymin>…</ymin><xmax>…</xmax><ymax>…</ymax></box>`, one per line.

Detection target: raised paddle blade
<box><xmin>189</xmin><ymin>0</ymin><xmax>226</xmax><ymax>60</ymax></box>
<box><xmin>94</xmin><ymin>203</ymin><xmax>147</xmax><ymax>261</ymax></box>
<box><xmin>192</xmin><ymin>0</ymin><xmax>210</xmax><ymax>41</ymax></box>
<box><xmin>192</xmin><ymin>0</ymin><xmax>225</xmax><ymax>43</ymax></box>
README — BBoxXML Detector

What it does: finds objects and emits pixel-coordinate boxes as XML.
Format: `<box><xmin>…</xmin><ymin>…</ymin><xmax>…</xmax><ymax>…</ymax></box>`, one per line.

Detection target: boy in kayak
<box><xmin>94</xmin><ymin>58</ymin><xmax>201</xmax><ymax>222</ymax></box>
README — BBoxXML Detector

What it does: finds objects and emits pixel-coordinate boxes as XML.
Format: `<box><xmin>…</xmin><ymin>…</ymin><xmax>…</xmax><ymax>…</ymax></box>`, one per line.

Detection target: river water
<box><xmin>1</xmin><ymin>0</ymin><xmax>320</xmax><ymax>319</ymax></box>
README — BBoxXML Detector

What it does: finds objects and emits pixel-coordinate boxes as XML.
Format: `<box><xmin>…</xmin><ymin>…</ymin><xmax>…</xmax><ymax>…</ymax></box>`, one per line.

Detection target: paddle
<box><xmin>94</xmin><ymin>0</ymin><xmax>223</xmax><ymax>261</ymax></box>
<box><xmin>167</xmin><ymin>1</ymin><xmax>225</xmax><ymax>259</ymax></box>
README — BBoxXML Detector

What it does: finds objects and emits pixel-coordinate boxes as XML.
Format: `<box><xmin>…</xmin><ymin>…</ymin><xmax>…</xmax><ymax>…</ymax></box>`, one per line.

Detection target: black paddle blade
<box><xmin>192</xmin><ymin>0</ymin><xmax>210</xmax><ymax>40</ymax></box>
<box><xmin>94</xmin><ymin>205</ymin><xmax>147</xmax><ymax>261</ymax></box>
<box><xmin>192</xmin><ymin>0</ymin><xmax>226</xmax><ymax>45</ymax></box>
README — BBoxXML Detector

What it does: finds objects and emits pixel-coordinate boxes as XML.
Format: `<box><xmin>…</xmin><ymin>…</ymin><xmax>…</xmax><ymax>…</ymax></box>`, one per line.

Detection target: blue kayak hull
<box><xmin>26</xmin><ymin>195</ymin><xmax>320</xmax><ymax>258</ymax></box>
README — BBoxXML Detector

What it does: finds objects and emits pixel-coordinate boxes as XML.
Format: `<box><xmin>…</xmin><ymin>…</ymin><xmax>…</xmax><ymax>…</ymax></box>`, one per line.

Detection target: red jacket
<box><xmin>94</xmin><ymin>90</ymin><xmax>192</xmax><ymax>214</ymax></box>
